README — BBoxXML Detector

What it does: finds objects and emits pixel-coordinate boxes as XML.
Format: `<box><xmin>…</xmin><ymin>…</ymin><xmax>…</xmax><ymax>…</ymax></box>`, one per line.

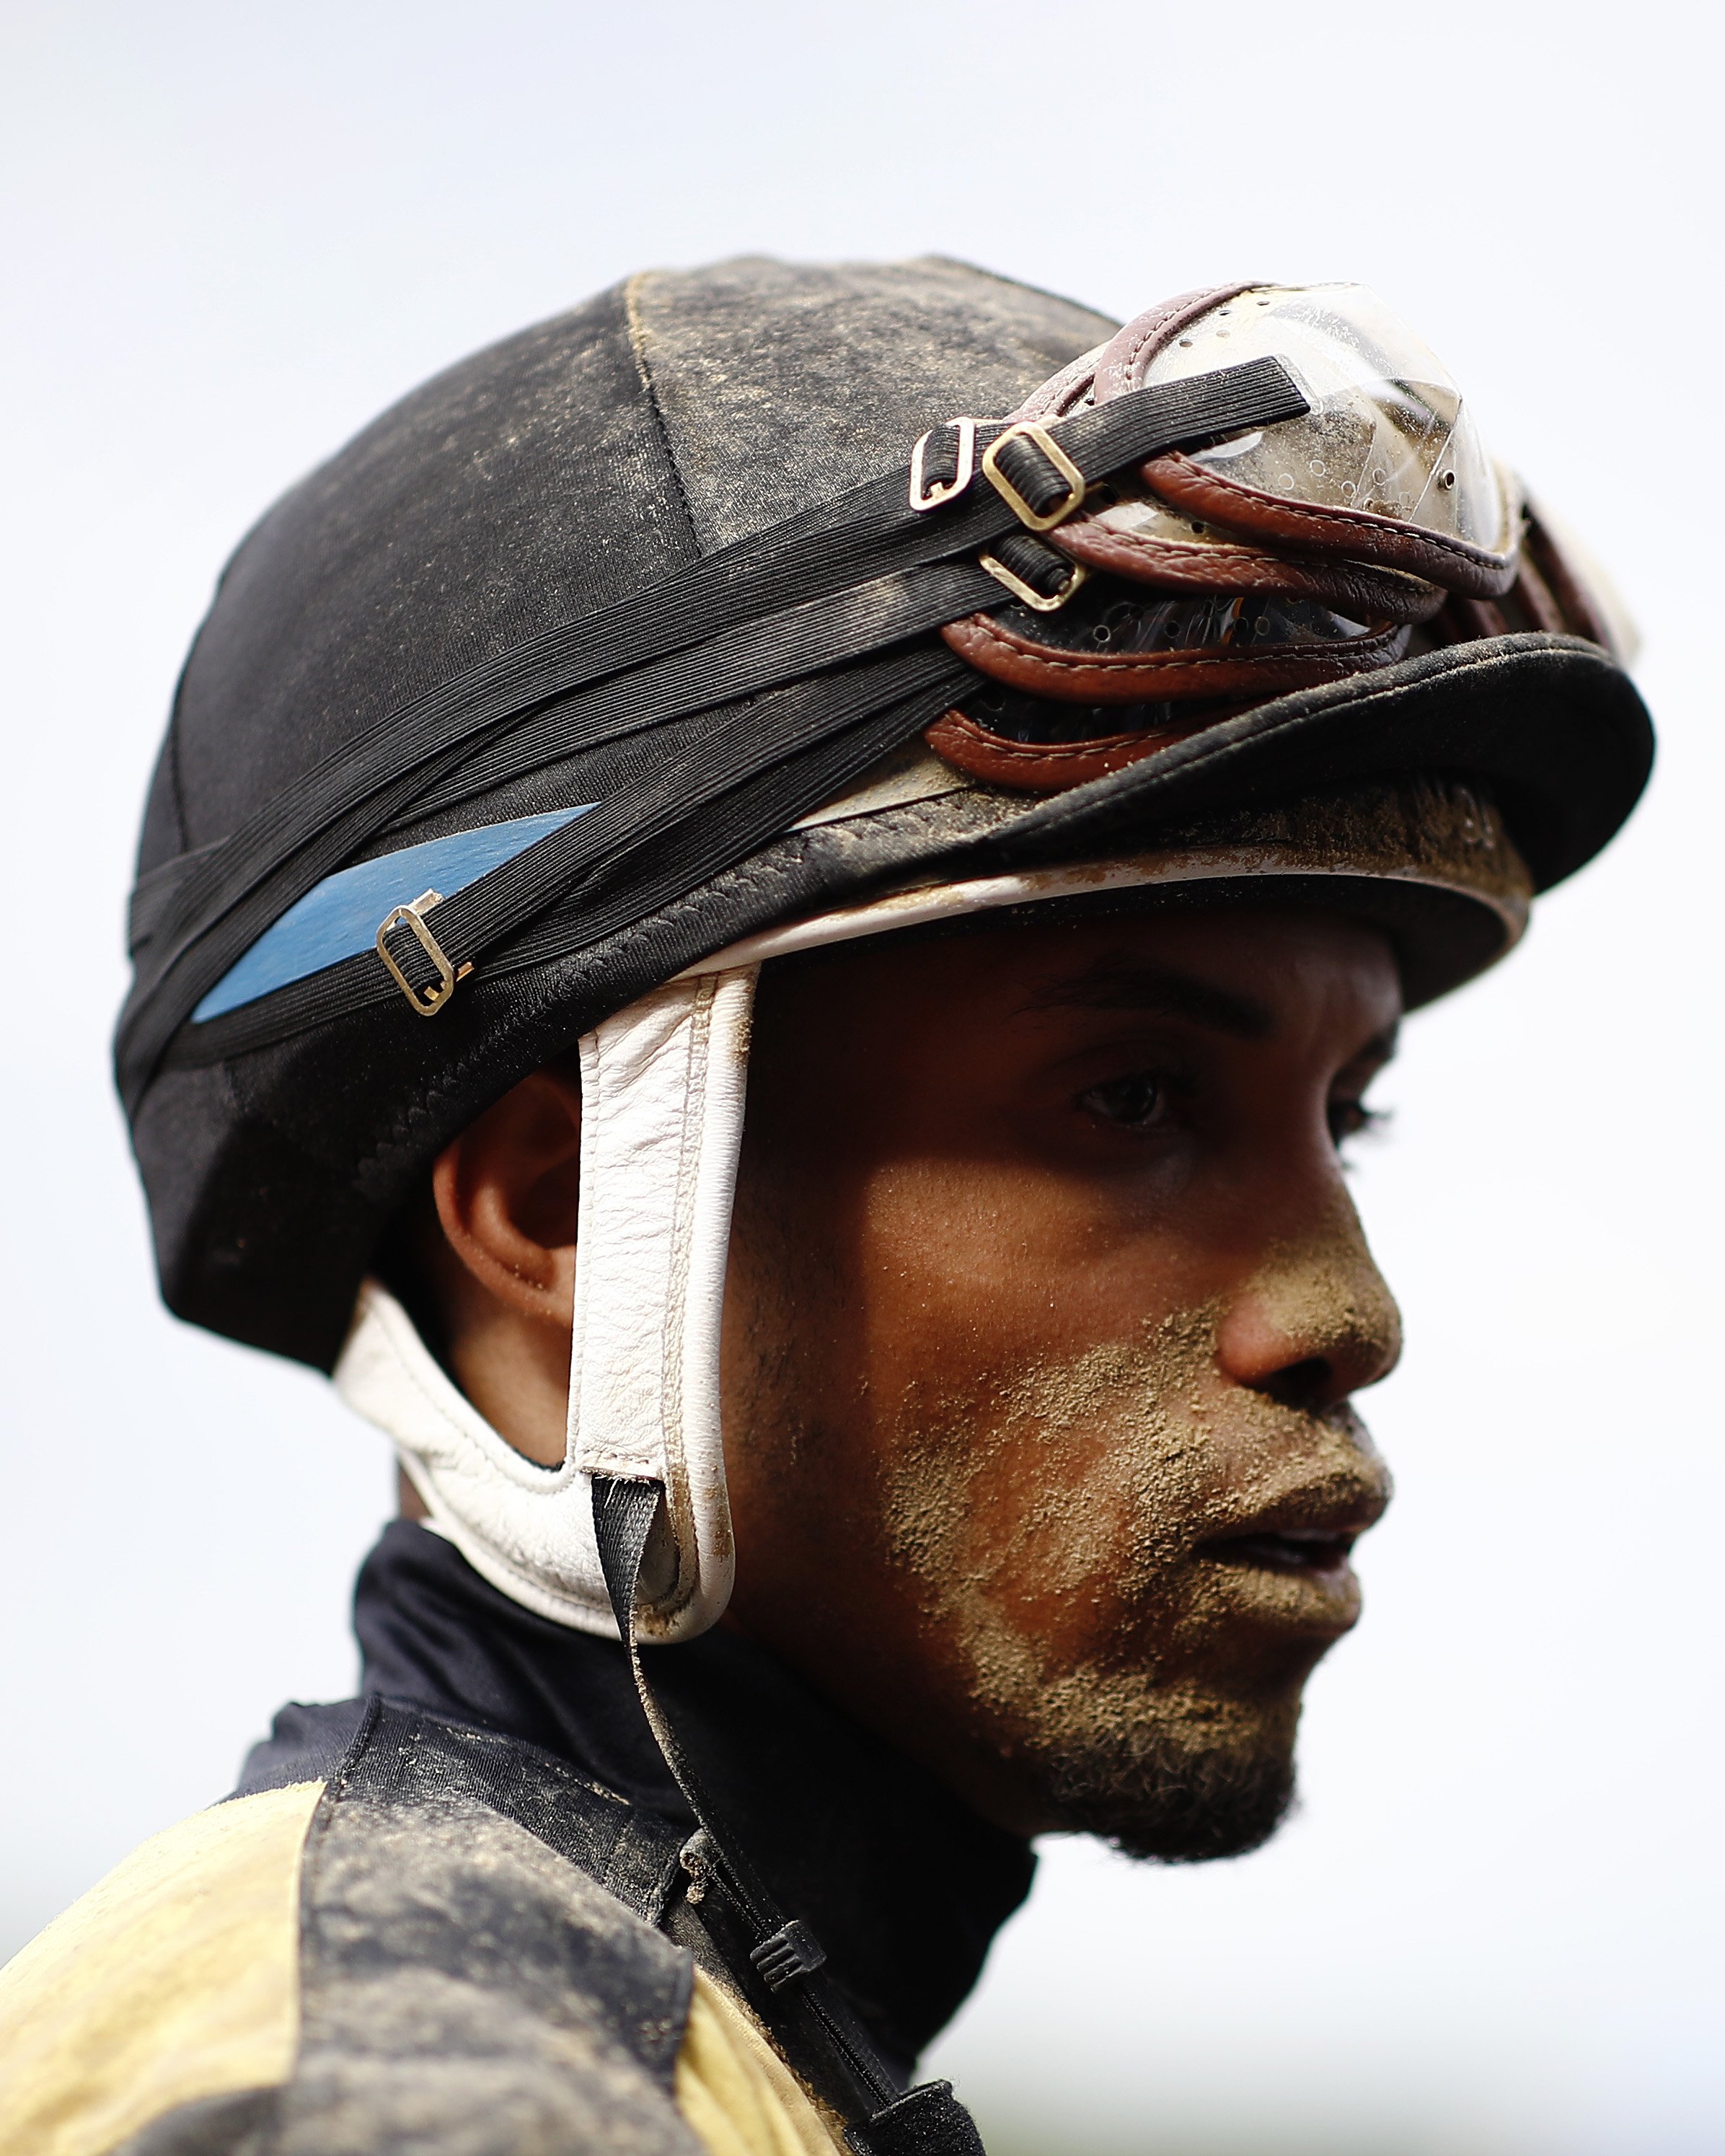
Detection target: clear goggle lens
<box><xmin>1139</xmin><ymin>284</ymin><xmax>1513</xmax><ymax>560</ymax></box>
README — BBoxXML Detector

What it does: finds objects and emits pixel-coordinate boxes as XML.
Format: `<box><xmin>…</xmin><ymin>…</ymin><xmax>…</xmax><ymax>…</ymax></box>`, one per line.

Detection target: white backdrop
<box><xmin>3</xmin><ymin>6</ymin><xmax>1720</xmax><ymax>2152</ymax></box>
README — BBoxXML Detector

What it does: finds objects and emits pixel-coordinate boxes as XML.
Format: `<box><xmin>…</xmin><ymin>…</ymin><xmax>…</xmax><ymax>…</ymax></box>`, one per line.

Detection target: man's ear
<box><xmin>431</xmin><ymin>1066</ymin><xmax>583</xmax><ymax>1327</ymax></box>
<box><xmin>417</xmin><ymin>1066</ymin><xmax>583</xmax><ymax>1468</ymax></box>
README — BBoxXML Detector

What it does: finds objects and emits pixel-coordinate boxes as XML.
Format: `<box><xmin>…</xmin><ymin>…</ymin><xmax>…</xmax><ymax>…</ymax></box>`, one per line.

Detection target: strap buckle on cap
<box><xmin>376</xmin><ymin>889</ymin><xmax>473</xmax><ymax>1016</ymax></box>
<box><xmin>908</xmin><ymin>418</ymin><xmax>978</xmax><ymax>511</ymax></box>
<box><xmin>981</xmin><ymin>420</ymin><xmax>1086</xmax><ymax>531</ymax></box>
<box><xmin>979</xmin><ymin>529</ymin><xmax>1090</xmax><ymax>612</ymax></box>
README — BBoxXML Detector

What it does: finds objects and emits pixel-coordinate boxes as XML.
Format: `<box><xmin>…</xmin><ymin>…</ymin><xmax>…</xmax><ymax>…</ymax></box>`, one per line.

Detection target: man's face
<box><xmin>720</xmin><ymin>903</ymin><xmax>1402</xmax><ymax>1858</ymax></box>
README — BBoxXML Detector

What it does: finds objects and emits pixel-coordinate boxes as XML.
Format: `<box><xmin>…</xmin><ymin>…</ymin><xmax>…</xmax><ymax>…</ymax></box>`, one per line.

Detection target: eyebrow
<box><xmin>1019</xmin><ymin>959</ymin><xmax>1277</xmax><ymax>1040</ymax></box>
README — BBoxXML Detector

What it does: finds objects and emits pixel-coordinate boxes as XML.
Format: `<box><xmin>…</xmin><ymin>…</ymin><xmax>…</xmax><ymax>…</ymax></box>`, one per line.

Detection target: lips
<box><xmin>1208</xmin><ymin>1524</ymin><xmax>1361</xmax><ymax>1575</ymax></box>
<box><xmin>1201</xmin><ymin>1483</ymin><xmax>1388</xmax><ymax>1582</ymax></box>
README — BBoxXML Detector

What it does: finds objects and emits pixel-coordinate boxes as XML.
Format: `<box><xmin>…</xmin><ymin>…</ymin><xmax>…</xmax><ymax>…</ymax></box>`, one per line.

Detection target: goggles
<box><xmin>1130</xmin><ymin>283</ymin><xmax>1519</xmax><ymax>591</ymax></box>
<box><xmin>935</xmin><ymin>283</ymin><xmax>1624</xmax><ymax>788</ymax></box>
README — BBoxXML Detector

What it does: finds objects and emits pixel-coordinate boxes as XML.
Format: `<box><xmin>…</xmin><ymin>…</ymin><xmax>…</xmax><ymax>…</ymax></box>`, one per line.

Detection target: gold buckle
<box><xmin>376</xmin><ymin>889</ymin><xmax>473</xmax><ymax>1016</ymax></box>
<box><xmin>978</xmin><ymin>551</ymin><xmax>1090</xmax><ymax>613</ymax></box>
<box><xmin>980</xmin><ymin>421</ymin><xmax>1086</xmax><ymax>531</ymax></box>
<box><xmin>908</xmin><ymin>418</ymin><xmax>978</xmax><ymax>511</ymax></box>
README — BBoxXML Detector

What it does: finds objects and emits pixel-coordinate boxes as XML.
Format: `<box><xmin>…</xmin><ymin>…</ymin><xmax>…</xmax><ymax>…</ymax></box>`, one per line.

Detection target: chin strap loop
<box><xmin>591</xmin><ymin>1475</ymin><xmax>987</xmax><ymax>2155</ymax></box>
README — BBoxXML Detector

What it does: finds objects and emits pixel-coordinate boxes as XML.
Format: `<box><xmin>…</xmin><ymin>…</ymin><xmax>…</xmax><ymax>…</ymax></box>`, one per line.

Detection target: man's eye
<box><xmin>1328</xmin><ymin>1097</ymin><xmax>1385</xmax><ymax>1148</ymax></box>
<box><xmin>1079</xmin><ymin>1072</ymin><xmax>1168</xmax><ymax>1131</ymax></box>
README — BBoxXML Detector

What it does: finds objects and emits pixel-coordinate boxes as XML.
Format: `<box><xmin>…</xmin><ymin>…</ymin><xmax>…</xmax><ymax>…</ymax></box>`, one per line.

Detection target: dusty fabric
<box><xmin>0</xmin><ymin>1709</ymin><xmax>700</xmax><ymax>2156</ymax></box>
<box><xmin>0</xmin><ymin>1785</ymin><xmax>842</xmax><ymax>2156</ymax></box>
<box><xmin>674</xmin><ymin>1973</ymin><xmax>845</xmax><ymax>2156</ymax></box>
<box><xmin>0</xmin><ymin>1542</ymin><xmax>1027</xmax><ymax>2156</ymax></box>
<box><xmin>345</xmin><ymin>1521</ymin><xmax>1035</xmax><ymax>2070</ymax></box>
<box><xmin>0</xmin><ymin>1785</ymin><xmax>319</xmax><ymax>2156</ymax></box>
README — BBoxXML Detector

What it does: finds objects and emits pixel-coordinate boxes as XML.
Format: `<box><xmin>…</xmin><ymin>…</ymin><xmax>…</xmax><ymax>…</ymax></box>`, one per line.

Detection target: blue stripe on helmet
<box><xmin>192</xmin><ymin>806</ymin><xmax>596</xmax><ymax>1023</ymax></box>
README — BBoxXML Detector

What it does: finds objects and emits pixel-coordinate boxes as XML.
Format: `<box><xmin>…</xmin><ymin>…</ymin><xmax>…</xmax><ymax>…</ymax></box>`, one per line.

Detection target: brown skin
<box><xmin>421</xmin><ymin>906</ymin><xmax>1402</xmax><ymax>1856</ymax></box>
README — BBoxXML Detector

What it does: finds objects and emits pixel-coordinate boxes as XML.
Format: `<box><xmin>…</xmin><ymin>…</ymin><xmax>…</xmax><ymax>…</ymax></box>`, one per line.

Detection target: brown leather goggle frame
<box><xmin>926</xmin><ymin>286</ymin><xmax>1615</xmax><ymax>793</ymax></box>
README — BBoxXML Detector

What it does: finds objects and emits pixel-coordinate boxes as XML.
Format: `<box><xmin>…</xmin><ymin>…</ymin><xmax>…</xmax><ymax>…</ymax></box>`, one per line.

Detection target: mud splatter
<box><xmin>875</xmin><ymin>1282</ymin><xmax>1389</xmax><ymax>1853</ymax></box>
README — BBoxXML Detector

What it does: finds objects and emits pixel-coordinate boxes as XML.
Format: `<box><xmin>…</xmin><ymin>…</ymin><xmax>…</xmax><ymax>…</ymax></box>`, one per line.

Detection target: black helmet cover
<box><xmin>119</xmin><ymin>258</ymin><xmax>1653</xmax><ymax>1374</ymax></box>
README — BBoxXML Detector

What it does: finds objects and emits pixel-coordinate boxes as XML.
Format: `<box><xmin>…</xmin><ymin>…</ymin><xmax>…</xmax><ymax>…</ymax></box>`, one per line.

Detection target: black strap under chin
<box><xmin>591</xmin><ymin>1476</ymin><xmax>987</xmax><ymax>2156</ymax></box>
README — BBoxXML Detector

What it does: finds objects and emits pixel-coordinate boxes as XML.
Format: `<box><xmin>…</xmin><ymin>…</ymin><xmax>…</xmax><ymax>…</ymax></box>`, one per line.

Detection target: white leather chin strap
<box><xmin>334</xmin><ymin>797</ymin><xmax>1525</xmax><ymax>1640</ymax></box>
<box><xmin>568</xmin><ymin>967</ymin><xmax>756</xmax><ymax>1635</ymax></box>
<box><xmin>335</xmin><ymin>965</ymin><xmax>756</xmax><ymax>1640</ymax></box>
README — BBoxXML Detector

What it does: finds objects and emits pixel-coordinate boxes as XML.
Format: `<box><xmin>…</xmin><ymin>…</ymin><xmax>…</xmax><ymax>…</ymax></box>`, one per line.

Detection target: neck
<box><xmin>353</xmin><ymin>1520</ymin><xmax>1035</xmax><ymax>2070</ymax></box>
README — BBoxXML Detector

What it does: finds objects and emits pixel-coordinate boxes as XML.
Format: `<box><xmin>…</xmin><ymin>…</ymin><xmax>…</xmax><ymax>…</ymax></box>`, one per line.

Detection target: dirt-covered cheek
<box><xmin>875</xmin><ymin>1306</ymin><xmax>1242</xmax><ymax>1691</ymax></box>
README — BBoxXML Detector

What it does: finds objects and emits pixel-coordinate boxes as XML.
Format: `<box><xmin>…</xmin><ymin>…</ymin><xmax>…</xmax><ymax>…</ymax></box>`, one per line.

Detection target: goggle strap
<box><xmin>167</xmin><ymin>665</ymin><xmax>965</xmax><ymax>1068</ymax></box>
<box><xmin>1521</xmin><ymin>511</ymin><xmax>1615</xmax><ymax>652</ymax></box>
<box><xmin>943</xmin><ymin>610</ymin><xmax>1410</xmax><ymax>705</ymax></box>
<box><xmin>120</xmin><ymin>358</ymin><xmax>1307</xmax><ymax>1107</ymax></box>
<box><xmin>1142</xmin><ymin>450</ymin><xmax>1519</xmax><ymax>599</ymax></box>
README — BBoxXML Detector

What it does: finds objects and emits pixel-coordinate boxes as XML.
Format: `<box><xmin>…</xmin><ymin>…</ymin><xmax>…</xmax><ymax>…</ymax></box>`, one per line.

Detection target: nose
<box><xmin>1214</xmin><ymin>1202</ymin><xmax>1403</xmax><ymax>1413</ymax></box>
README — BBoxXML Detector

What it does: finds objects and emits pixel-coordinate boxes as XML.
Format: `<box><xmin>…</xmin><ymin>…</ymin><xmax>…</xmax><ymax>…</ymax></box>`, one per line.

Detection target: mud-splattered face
<box><xmin>720</xmin><ymin>906</ymin><xmax>1401</xmax><ymax>1855</ymax></box>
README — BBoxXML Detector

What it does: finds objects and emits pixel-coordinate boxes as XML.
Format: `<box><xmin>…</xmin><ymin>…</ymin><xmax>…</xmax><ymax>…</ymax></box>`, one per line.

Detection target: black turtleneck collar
<box><xmin>352</xmin><ymin>1521</ymin><xmax>1035</xmax><ymax>2067</ymax></box>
